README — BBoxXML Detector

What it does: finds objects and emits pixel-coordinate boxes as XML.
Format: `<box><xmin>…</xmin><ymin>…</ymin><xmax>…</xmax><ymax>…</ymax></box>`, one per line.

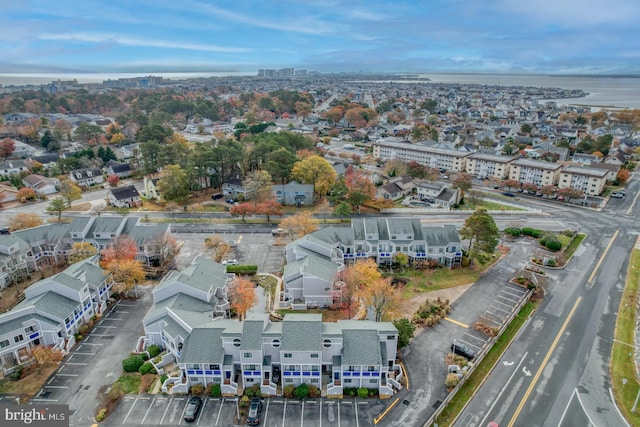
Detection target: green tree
<box><xmin>46</xmin><ymin>197</ymin><xmax>68</xmax><ymax>220</ymax></box>
<box><xmin>157</xmin><ymin>164</ymin><xmax>190</xmax><ymax>207</ymax></box>
<box><xmin>74</xmin><ymin>122</ymin><xmax>104</xmax><ymax>145</ymax></box>
<box><xmin>264</xmin><ymin>148</ymin><xmax>298</xmax><ymax>184</ymax></box>
<box><xmin>393</xmin><ymin>318</ymin><xmax>416</xmax><ymax>349</ymax></box>
<box><xmin>520</xmin><ymin>123</ymin><xmax>532</xmax><ymax>134</ymax></box>
<box><xmin>243</xmin><ymin>170</ymin><xmax>273</xmax><ymax>206</ymax></box>
<box><xmin>452</xmin><ymin>173</ymin><xmax>473</xmax><ymax>200</ymax></box>
<box><xmin>460</xmin><ymin>208</ymin><xmax>499</xmax><ymax>254</ymax></box>
<box><xmin>334</xmin><ymin>201</ymin><xmax>352</xmax><ymax>221</ymax></box>
<box><xmin>139</xmin><ymin>141</ymin><xmax>162</xmax><ymax>175</ymax></box>
<box><xmin>290</xmin><ymin>155</ymin><xmax>337</xmax><ymax>196</ymax></box>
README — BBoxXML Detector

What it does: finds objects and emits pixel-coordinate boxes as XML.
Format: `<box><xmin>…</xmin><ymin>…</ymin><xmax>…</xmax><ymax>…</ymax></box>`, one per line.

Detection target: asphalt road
<box><xmin>454</xmin><ymin>176</ymin><xmax>640</xmax><ymax>427</ymax></box>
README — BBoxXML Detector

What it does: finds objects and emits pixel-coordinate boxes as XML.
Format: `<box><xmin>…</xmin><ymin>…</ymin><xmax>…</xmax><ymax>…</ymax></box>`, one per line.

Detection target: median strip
<box><xmin>443</xmin><ymin>317</ymin><xmax>469</xmax><ymax>328</ymax></box>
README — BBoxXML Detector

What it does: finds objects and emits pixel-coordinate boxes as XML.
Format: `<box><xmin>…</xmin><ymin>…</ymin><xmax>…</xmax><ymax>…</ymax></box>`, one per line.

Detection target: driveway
<box><xmin>31</xmin><ymin>288</ymin><xmax>154</xmax><ymax>427</ymax></box>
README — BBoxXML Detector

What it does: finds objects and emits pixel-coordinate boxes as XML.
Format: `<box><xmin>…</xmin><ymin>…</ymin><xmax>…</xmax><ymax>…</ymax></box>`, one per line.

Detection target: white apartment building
<box><xmin>466</xmin><ymin>153</ymin><xmax>517</xmax><ymax>180</ymax></box>
<box><xmin>509</xmin><ymin>158</ymin><xmax>563</xmax><ymax>187</ymax></box>
<box><xmin>558</xmin><ymin>166</ymin><xmax>609</xmax><ymax>196</ymax></box>
<box><xmin>372</xmin><ymin>140</ymin><xmax>470</xmax><ymax>172</ymax></box>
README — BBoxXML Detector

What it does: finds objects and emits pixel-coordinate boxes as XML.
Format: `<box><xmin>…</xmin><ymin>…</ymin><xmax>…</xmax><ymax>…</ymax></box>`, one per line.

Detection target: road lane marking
<box><xmin>588</xmin><ymin>230</ymin><xmax>619</xmax><ymax>283</ymax></box>
<box><xmin>373</xmin><ymin>397</ymin><xmax>399</xmax><ymax>425</ymax></box>
<box><xmin>507</xmin><ymin>297</ymin><xmax>582</xmax><ymax>427</ymax></box>
<box><xmin>480</xmin><ymin>351</ymin><xmax>527</xmax><ymax>426</ymax></box>
<box><xmin>444</xmin><ymin>317</ymin><xmax>469</xmax><ymax>328</ymax></box>
<box><xmin>609</xmin><ymin>387</ymin><xmax>631</xmax><ymax>427</ymax></box>
<box><xmin>160</xmin><ymin>395</ymin><xmax>172</xmax><ymax>424</ymax></box>
<box><xmin>627</xmin><ymin>190</ymin><xmax>640</xmax><ymax>215</ymax></box>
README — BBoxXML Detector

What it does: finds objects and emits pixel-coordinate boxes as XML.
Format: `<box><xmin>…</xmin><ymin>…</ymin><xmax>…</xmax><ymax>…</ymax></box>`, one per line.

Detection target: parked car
<box><xmin>247</xmin><ymin>398</ymin><xmax>262</xmax><ymax>425</ymax></box>
<box><xmin>502</xmin><ymin>192</ymin><xmax>515</xmax><ymax>198</ymax></box>
<box><xmin>611</xmin><ymin>192</ymin><xmax>624</xmax><ymax>198</ymax></box>
<box><xmin>271</xmin><ymin>228</ymin><xmax>289</xmax><ymax>237</ymax></box>
<box><xmin>0</xmin><ymin>227</ymin><xmax>10</xmax><ymax>234</ymax></box>
<box><xmin>222</xmin><ymin>259</ymin><xmax>238</xmax><ymax>266</ymax></box>
<box><xmin>226</xmin><ymin>198</ymin><xmax>236</xmax><ymax>204</ymax></box>
<box><xmin>451</xmin><ymin>340</ymin><xmax>476</xmax><ymax>360</ymax></box>
<box><xmin>184</xmin><ymin>396</ymin><xmax>203</xmax><ymax>422</ymax></box>
<box><xmin>212</xmin><ymin>193</ymin><xmax>224</xmax><ymax>200</ymax></box>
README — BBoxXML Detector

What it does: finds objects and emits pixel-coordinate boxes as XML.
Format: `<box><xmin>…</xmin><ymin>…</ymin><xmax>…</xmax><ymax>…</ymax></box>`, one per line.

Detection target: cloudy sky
<box><xmin>1</xmin><ymin>0</ymin><xmax>639</xmax><ymax>75</ymax></box>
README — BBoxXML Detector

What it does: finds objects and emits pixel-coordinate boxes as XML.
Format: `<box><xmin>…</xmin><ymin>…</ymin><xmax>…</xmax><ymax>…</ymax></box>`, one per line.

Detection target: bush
<box><xmin>245</xmin><ymin>383</ymin><xmax>261</xmax><ymax>397</ymax></box>
<box><xmin>122</xmin><ymin>355</ymin><xmax>145</xmax><ymax>373</ymax></box>
<box><xmin>308</xmin><ymin>385</ymin><xmax>321</xmax><ymax>398</ymax></box>
<box><xmin>283</xmin><ymin>385</ymin><xmax>295</xmax><ymax>398</ymax></box>
<box><xmin>545</xmin><ymin>239</ymin><xmax>562</xmax><ymax>251</ymax></box>
<box><xmin>190</xmin><ymin>384</ymin><xmax>205</xmax><ymax>395</ymax></box>
<box><xmin>294</xmin><ymin>383</ymin><xmax>309</xmax><ymax>399</ymax></box>
<box><xmin>503</xmin><ymin>227</ymin><xmax>522</xmax><ymax>237</ymax></box>
<box><xmin>147</xmin><ymin>345</ymin><xmax>162</xmax><ymax>358</ymax></box>
<box><xmin>561</xmin><ymin>229</ymin><xmax>576</xmax><ymax>237</ymax></box>
<box><xmin>8</xmin><ymin>365</ymin><xmax>23</xmax><ymax>381</ymax></box>
<box><xmin>522</xmin><ymin>227</ymin><xmax>543</xmax><ymax>238</ymax></box>
<box><xmin>446</xmin><ymin>373</ymin><xmax>461</xmax><ymax>389</ymax></box>
<box><xmin>139</xmin><ymin>361</ymin><xmax>155</xmax><ymax>375</ymax></box>
<box><xmin>160</xmin><ymin>374</ymin><xmax>169</xmax><ymax>385</ymax></box>
<box><xmin>210</xmin><ymin>383</ymin><xmax>221</xmax><ymax>397</ymax></box>
<box><xmin>96</xmin><ymin>407</ymin><xmax>108</xmax><ymax>422</ymax></box>
<box><xmin>357</xmin><ymin>388</ymin><xmax>369</xmax><ymax>399</ymax></box>
<box><xmin>344</xmin><ymin>387</ymin><xmax>357</xmax><ymax>397</ymax></box>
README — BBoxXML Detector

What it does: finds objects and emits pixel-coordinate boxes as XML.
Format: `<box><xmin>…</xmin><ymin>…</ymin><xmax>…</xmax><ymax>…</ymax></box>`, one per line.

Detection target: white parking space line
<box><xmin>32</xmin><ymin>398</ymin><xmax>59</xmax><ymax>402</ymax></box>
<box><xmin>502</xmin><ymin>288</ymin><xmax>526</xmax><ymax>298</ymax></box>
<box><xmin>282</xmin><ymin>399</ymin><xmax>287</xmax><ymax>427</ymax></box>
<box><xmin>64</xmin><ymin>362</ymin><xmax>88</xmax><ymax>366</ymax></box>
<box><xmin>123</xmin><ymin>395</ymin><xmax>140</xmax><ymax>425</ymax></box>
<box><xmin>55</xmin><ymin>373</ymin><xmax>78</xmax><ymax>377</ymax></box>
<box><xmin>160</xmin><ymin>396</ymin><xmax>173</xmax><ymax>424</ymax></box>
<box><xmin>497</xmin><ymin>294</ymin><xmax>519</xmax><ymax>304</ymax></box>
<box><xmin>301</xmin><ymin>400</ymin><xmax>305</xmax><ymax>427</ymax></box>
<box><xmin>101</xmin><ymin>318</ymin><xmax>125</xmax><ymax>321</ymax></box>
<box><xmin>355</xmin><ymin>399</ymin><xmax>359</xmax><ymax>427</ymax></box>
<box><xmin>95</xmin><ymin>325</ymin><xmax>118</xmax><ymax>329</ymax></box>
<box><xmin>141</xmin><ymin>394</ymin><xmax>157</xmax><ymax>424</ymax></box>
<box><xmin>459</xmin><ymin>339</ymin><xmax>483</xmax><ymax>351</ymax></box>
<box><xmin>488</xmin><ymin>304</ymin><xmax>511</xmax><ymax>314</ymax></box>
<box><xmin>215</xmin><ymin>397</ymin><xmax>224</xmax><ymax>426</ymax></box>
<box><xmin>464</xmin><ymin>333</ymin><xmax>489</xmax><ymax>344</ymax></box>
<box><xmin>264</xmin><ymin>399</ymin><xmax>270</xmax><ymax>425</ymax></box>
<box><xmin>77</xmin><ymin>342</ymin><xmax>103</xmax><ymax>346</ymax></box>
<box><xmin>73</xmin><ymin>352</ymin><xmax>95</xmax><ymax>355</ymax></box>
<box><xmin>196</xmin><ymin>398</ymin><xmax>207</xmax><ymax>425</ymax></box>
<box><xmin>494</xmin><ymin>299</ymin><xmax>515</xmax><ymax>308</ymax></box>
<box><xmin>45</xmin><ymin>385</ymin><xmax>68</xmax><ymax>389</ymax></box>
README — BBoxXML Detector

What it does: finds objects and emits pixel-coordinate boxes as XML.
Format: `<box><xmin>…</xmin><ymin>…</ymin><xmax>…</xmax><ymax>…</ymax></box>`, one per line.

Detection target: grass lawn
<box><xmin>457</xmin><ymin>200</ymin><xmax>525</xmax><ymax>211</ymax></box>
<box><xmin>610</xmin><ymin>249</ymin><xmax>640</xmax><ymax>426</ymax></box>
<box><xmin>393</xmin><ymin>255</ymin><xmax>498</xmax><ymax>298</ymax></box>
<box><xmin>0</xmin><ymin>363</ymin><xmax>59</xmax><ymax>399</ymax></box>
<box><xmin>434</xmin><ymin>300</ymin><xmax>538</xmax><ymax>426</ymax></box>
<box><xmin>117</xmin><ymin>373</ymin><xmax>141</xmax><ymax>394</ymax></box>
<box><xmin>256</xmin><ymin>275</ymin><xmax>278</xmax><ymax>302</ymax></box>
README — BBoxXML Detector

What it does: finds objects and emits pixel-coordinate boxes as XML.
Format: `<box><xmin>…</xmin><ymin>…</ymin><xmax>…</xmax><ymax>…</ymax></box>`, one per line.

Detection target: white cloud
<box><xmin>38</xmin><ymin>32</ymin><xmax>251</xmax><ymax>53</ymax></box>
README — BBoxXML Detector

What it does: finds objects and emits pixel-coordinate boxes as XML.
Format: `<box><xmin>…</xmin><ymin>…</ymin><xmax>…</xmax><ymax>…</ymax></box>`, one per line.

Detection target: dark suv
<box><xmin>247</xmin><ymin>398</ymin><xmax>262</xmax><ymax>425</ymax></box>
<box><xmin>451</xmin><ymin>340</ymin><xmax>476</xmax><ymax>360</ymax></box>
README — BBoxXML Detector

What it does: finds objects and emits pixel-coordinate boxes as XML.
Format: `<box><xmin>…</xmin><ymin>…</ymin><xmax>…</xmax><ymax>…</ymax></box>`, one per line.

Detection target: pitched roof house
<box><xmin>108</xmin><ymin>185</ymin><xmax>141</xmax><ymax>208</ymax></box>
<box><xmin>69</xmin><ymin>168</ymin><xmax>104</xmax><ymax>187</ymax></box>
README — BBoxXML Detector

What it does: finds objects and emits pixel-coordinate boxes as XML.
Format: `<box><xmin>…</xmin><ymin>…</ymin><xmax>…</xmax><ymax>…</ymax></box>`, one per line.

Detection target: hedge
<box><xmin>211</xmin><ymin>383</ymin><xmax>221</xmax><ymax>397</ymax></box>
<box><xmin>503</xmin><ymin>227</ymin><xmax>522</xmax><ymax>237</ymax></box>
<box><xmin>225</xmin><ymin>265</ymin><xmax>258</xmax><ymax>275</ymax></box>
<box><xmin>147</xmin><ymin>345</ymin><xmax>162</xmax><ymax>358</ymax></box>
<box><xmin>139</xmin><ymin>361</ymin><xmax>155</xmax><ymax>375</ymax></box>
<box><xmin>521</xmin><ymin>227</ymin><xmax>543</xmax><ymax>238</ymax></box>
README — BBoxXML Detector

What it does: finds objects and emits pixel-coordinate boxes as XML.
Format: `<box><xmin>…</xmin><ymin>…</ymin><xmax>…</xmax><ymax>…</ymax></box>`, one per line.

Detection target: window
<box><xmin>0</xmin><ymin>339</ymin><xmax>9</xmax><ymax>348</ymax></box>
<box><xmin>272</xmin><ymin>339</ymin><xmax>281</xmax><ymax>348</ymax></box>
<box><xmin>246</xmin><ymin>365</ymin><xmax>256</xmax><ymax>371</ymax></box>
<box><xmin>243</xmin><ymin>352</ymin><xmax>252</xmax><ymax>358</ymax></box>
<box><xmin>312</xmin><ymin>366</ymin><xmax>319</xmax><ymax>372</ymax></box>
<box><xmin>24</xmin><ymin>326</ymin><xmax>34</xmax><ymax>333</ymax></box>
<box><xmin>368</xmin><ymin>366</ymin><xmax>376</xmax><ymax>371</ymax></box>
<box><xmin>344</xmin><ymin>379</ymin><xmax>352</xmax><ymax>384</ymax></box>
<box><xmin>14</xmin><ymin>335</ymin><xmax>23</xmax><ymax>343</ymax></box>
<box><xmin>387</xmin><ymin>335</ymin><xmax>396</xmax><ymax>341</ymax></box>
<box><xmin>311</xmin><ymin>379</ymin><xmax>319</xmax><ymax>384</ymax></box>
<box><xmin>310</xmin><ymin>353</ymin><xmax>319</xmax><ymax>359</ymax></box>
<box><xmin>209</xmin><ymin>364</ymin><xmax>220</xmax><ymax>370</ymax></box>
<box><xmin>370</xmin><ymin>379</ymin><xmax>378</xmax><ymax>384</ymax></box>
<box><xmin>189</xmin><ymin>377</ymin><xmax>199</xmax><ymax>382</ymax></box>
<box><xmin>323</xmin><ymin>339</ymin><xmax>332</xmax><ymax>348</ymax></box>
<box><xmin>284</xmin><ymin>353</ymin><xmax>292</xmax><ymax>358</ymax></box>
<box><xmin>233</xmin><ymin>338</ymin><xmax>241</xmax><ymax>347</ymax></box>
<box><xmin>285</xmin><ymin>379</ymin><xmax>293</xmax><ymax>384</ymax></box>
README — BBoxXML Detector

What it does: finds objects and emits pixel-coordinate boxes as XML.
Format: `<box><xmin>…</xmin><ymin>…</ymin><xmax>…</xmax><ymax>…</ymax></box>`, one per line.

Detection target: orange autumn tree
<box><xmin>229</xmin><ymin>277</ymin><xmax>257</xmax><ymax>320</ymax></box>
<box><xmin>31</xmin><ymin>345</ymin><xmax>64</xmax><ymax>374</ymax></box>
<box><xmin>101</xmin><ymin>236</ymin><xmax>145</xmax><ymax>295</ymax></box>
<box><xmin>100</xmin><ymin>236</ymin><xmax>137</xmax><ymax>266</ymax></box>
<box><xmin>360</xmin><ymin>277</ymin><xmax>402</xmax><ymax>322</ymax></box>
<box><xmin>337</xmin><ymin>258</ymin><xmax>382</xmax><ymax>317</ymax></box>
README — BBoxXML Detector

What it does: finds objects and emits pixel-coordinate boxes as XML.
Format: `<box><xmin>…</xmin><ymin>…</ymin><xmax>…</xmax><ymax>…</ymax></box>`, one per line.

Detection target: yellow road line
<box><xmin>444</xmin><ymin>317</ymin><xmax>469</xmax><ymax>328</ymax></box>
<box><xmin>399</xmin><ymin>361</ymin><xmax>409</xmax><ymax>390</ymax></box>
<box><xmin>373</xmin><ymin>397</ymin><xmax>400</xmax><ymax>425</ymax></box>
<box><xmin>588</xmin><ymin>230</ymin><xmax>619</xmax><ymax>282</ymax></box>
<box><xmin>507</xmin><ymin>297</ymin><xmax>582</xmax><ymax>427</ymax></box>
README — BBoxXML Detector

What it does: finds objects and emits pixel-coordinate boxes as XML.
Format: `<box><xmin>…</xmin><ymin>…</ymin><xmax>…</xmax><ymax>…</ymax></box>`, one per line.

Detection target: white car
<box><xmin>611</xmin><ymin>192</ymin><xmax>624</xmax><ymax>198</ymax></box>
<box><xmin>221</xmin><ymin>259</ymin><xmax>238</xmax><ymax>266</ymax></box>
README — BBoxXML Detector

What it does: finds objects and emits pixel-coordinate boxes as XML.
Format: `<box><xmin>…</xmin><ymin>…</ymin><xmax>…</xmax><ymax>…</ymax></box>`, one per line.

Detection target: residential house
<box><xmin>222</xmin><ymin>178</ymin><xmax>247</xmax><ymax>199</ymax></box>
<box><xmin>0</xmin><ymin>182</ymin><xmax>19</xmax><ymax>203</ymax></box>
<box><xmin>28</xmin><ymin>154</ymin><xmax>59</xmax><ymax>170</ymax></box>
<box><xmin>0</xmin><ymin>256</ymin><xmax>113</xmax><ymax>373</ymax></box>
<box><xmin>0</xmin><ymin>160</ymin><xmax>29</xmax><ymax>177</ymax></box>
<box><xmin>272</xmin><ymin>181</ymin><xmax>314</xmax><ymax>206</ymax></box>
<box><xmin>571</xmin><ymin>153</ymin><xmax>602</xmax><ymax>165</ymax></box>
<box><xmin>558</xmin><ymin>166</ymin><xmax>608</xmax><ymax>196</ymax></box>
<box><xmin>589</xmin><ymin>163</ymin><xmax>621</xmax><ymax>183</ymax></box>
<box><xmin>8</xmin><ymin>140</ymin><xmax>37</xmax><ymax>159</ymax></box>
<box><xmin>508</xmin><ymin>159</ymin><xmax>563</xmax><ymax>187</ymax></box>
<box><xmin>104</xmin><ymin>160</ymin><xmax>133</xmax><ymax>178</ymax></box>
<box><xmin>465</xmin><ymin>153</ymin><xmax>517</xmax><ymax>180</ymax></box>
<box><xmin>415</xmin><ymin>181</ymin><xmax>459</xmax><ymax>208</ymax></box>
<box><xmin>376</xmin><ymin>176</ymin><xmax>416</xmax><ymax>200</ymax></box>
<box><xmin>372</xmin><ymin>140</ymin><xmax>471</xmax><ymax>172</ymax></box>
<box><xmin>22</xmin><ymin>174</ymin><xmax>59</xmax><ymax>196</ymax></box>
<box><xmin>142</xmin><ymin>176</ymin><xmax>161</xmax><ymax>199</ymax></box>
<box><xmin>69</xmin><ymin>168</ymin><xmax>104</xmax><ymax>187</ymax></box>
<box><xmin>108</xmin><ymin>185</ymin><xmax>141</xmax><ymax>208</ymax></box>
<box><xmin>604</xmin><ymin>151</ymin><xmax>627</xmax><ymax>167</ymax></box>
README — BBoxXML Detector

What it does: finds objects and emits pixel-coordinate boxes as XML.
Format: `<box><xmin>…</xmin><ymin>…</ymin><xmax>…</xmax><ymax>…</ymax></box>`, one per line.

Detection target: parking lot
<box><xmin>173</xmin><ymin>230</ymin><xmax>285</xmax><ymax>274</ymax></box>
<box><xmin>104</xmin><ymin>394</ymin><xmax>384</xmax><ymax>426</ymax></box>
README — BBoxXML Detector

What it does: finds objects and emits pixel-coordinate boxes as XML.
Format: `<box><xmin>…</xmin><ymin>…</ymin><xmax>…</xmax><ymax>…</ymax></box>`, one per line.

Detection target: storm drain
<box><xmin>432</xmin><ymin>400</ymin><xmax>442</xmax><ymax>409</ymax></box>
<box><xmin>403</xmin><ymin>399</ymin><xmax>411</xmax><ymax>406</ymax></box>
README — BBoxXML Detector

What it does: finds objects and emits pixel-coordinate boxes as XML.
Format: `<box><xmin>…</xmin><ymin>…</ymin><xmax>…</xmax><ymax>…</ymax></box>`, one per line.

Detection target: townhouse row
<box><xmin>140</xmin><ymin>256</ymin><xmax>400</xmax><ymax>398</ymax></box>
<box><xmin>0</xmin><ymin>216</ymin><xmax>170</xmax><ymax>288</ymax></box>
<box><xmin>0</xmin><ymin>257</ymin><xmax>114</xmax><ymax>373</ymax></box>
<box><xmin>281</xmin><ymin>218</ymin><xmax>462</xmax><ymax>308</ymax></box>
<box><xmin>373</xmin><ymin>140</ymin><xmax>619</xmax><ymax>196</ymax></box>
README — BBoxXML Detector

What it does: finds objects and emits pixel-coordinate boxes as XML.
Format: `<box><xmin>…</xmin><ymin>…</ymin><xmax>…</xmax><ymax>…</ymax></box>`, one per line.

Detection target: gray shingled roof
<box><xmin>281</xmin><ymin>314</ymin><xmax>322</xmax><ymax>352</ymax></box>
<box><xmin>67</xmin><ymin>217</ymin><xmax>93</xmax><ymax>234</ymax></box>
<box><xmin>89</xmin><ymin>217</ymin><xmax>125</xmax><ymax>234</ymax></box>
<box><xmin>422</xmin><ymin>225</ymin><xmax>461</xmax><ymax>246</ymax></box>
<box><xmin>17</xmin><ymin>292</ymin><xmax>78</xmax><ymax>321</ymax></box>
<box><xmin>241</xmin><ymin>320</ymin><xmax>265</xmax><ymax>350</ymax></box>
<box><xmin>342</xmin><ymin>329</ymin><xmax>382</xmax><ymax>366</ymax></box>
<box><xmin>155</xmin><ymin>256</ymin><xmax>227</xmax><ymax>294</ymax></box>
<box><xmin>179</xmin><ymin>328</ymin><xmax>225</xmax><ymax>364</ymax></box>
